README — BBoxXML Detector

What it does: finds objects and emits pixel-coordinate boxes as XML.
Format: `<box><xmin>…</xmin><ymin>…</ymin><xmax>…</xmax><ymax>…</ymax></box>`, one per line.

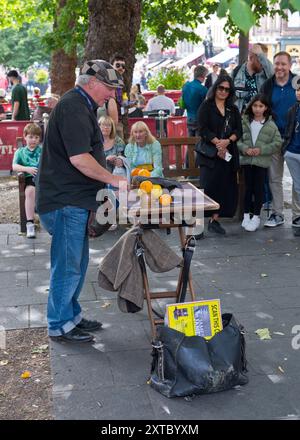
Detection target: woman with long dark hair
<box><xmin>197</xmin><ymin>75</ymin><xmax>242</xmax><ymax>234</ymax></box>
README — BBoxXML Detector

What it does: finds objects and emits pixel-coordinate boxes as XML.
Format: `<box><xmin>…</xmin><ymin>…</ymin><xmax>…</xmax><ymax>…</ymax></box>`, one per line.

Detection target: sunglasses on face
<box><xmin>217</xmin><ymin>85</ymin><xmax>231</xmax><ymax>93</ymax></box>
<box><xmin>115</xmin><ymin>62</ymin><xmax>125</xmax><ymax>69</ymax></box>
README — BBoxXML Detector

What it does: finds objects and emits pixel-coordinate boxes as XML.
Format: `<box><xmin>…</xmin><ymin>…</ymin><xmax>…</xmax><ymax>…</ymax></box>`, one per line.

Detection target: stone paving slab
<box><xmin>246</xmin><ymin>338</ymin><xmax>300</xmax><ymax>379</ymax></box>
<box><xmin>52</xmin><ymin>350</ymin><xmax>115</xmax><ymax>392</ymax></box>
<box><xmin>146</xmin><ymin>372</ymin><xmax>298</xmax><ymax>420</ymax></box>
<box><xmin>0</xmin><ymin>270</ymin><xmax>27</xmax><ymax>288</ymax></box>
<box><xmin>232</xmin><ymin>307</ymin><xmax>300</xmax><ymax>342</ymax></box>
<box><xmin>27</xmin><ymin>269</ymin><xmax>50</xmax><ymax>287</ymax></box>
<box><xmin>29</xmin><ymin>304</ymin><xmax>47</xmax><ymax>328</ymax></box>
<box><xmin>0</xmin><ymin>255</ymin><xmax>50</xmax><ymax>272</ymax></box>
<box><xmin>53</xmin><ymin>385</ymin><xmax>155</xmax><ymax>420</ymax></box>
<box><xmin>80</xmin><ymin>298</ymin><xmax>151</xmax><ymax>322</ymax></box>
<box><xmin>0</xmin><ymin>235</ymin><xmax>9</xmax><ymax>245</ymax></box>
<box><xmin>6</xmin><ymin>233</ymin><xmax>51</xmax><ymax>245</ymax></box>
<box><xmin>0</xmin><ymin>243</ymin><xmax>35</xmax><ymax>258</ymax></box>
<box><xmin>0</xmin><ymin>286</ymin><xmax>49</xmax><ymax>307</ymax></box>
<box><xmin>0</xmin><ymin>305</ymin><xmax>29</xmax><ymax>329</ymax></box>
<box><xmin>0</xmin><ymin>224</ymin><xmax>19</xmax><ymax>234</ymax></box>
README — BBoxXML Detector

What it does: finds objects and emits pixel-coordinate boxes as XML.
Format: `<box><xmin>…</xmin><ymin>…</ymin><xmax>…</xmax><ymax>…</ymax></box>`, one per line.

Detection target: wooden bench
<box><xmin>160</xmin><ymin>136</ymin><xmax>200</xmax><ymax>182</ymax></box>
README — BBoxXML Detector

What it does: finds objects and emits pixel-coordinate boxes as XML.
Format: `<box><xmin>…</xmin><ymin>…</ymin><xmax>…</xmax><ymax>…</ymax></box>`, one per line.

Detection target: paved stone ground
<box><xmin>1</xmin><ymin>167</ymin><xmax>300</xmax><ymax>420</ymax></box>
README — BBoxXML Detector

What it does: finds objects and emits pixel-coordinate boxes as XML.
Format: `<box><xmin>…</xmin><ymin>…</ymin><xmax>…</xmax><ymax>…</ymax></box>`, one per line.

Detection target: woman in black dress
<box><xmin>197</xmin><ymin>75</ymin><xmax>242</xmax><ymax>234</ymax></box>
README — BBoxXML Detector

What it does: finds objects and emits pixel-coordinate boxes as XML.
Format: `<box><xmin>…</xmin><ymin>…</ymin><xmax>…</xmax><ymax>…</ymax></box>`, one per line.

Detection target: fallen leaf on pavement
<box><xmin>0</xmin><ymin>360</ymin><xmax>9</xmax><ymax>366</ymax></box>
<box><xmin>278</xmin><ymin>366</ymin><xmax>285</xmax><ymax>373</ymax></box>
<box><xmin>21</xmin><ymin>371</ymin><xmax>31</xmax><ymax>379</ymax></box>
<box><xmin>31</xmin><ymin>344</ymin><xmax>48</xmax><ymax>354</ymax></box>
<box><xmin>101</xmin><ymin>302</ymin><xmax>111</xmax><ymax>308</ymax></box>
<box><xmin>260</xmin><ymin>273</ymin><xmax>268</xmax><ymax>278</ymax></box>
<box><xmin>255</xmin><ymin>328</ymin><xmax>272</xmax><ymax>340</ymax></box>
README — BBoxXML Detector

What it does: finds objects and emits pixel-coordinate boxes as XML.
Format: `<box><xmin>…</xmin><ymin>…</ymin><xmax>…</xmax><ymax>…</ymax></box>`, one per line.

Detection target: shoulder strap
<box><xmin>177</xmin><ymin>236</ymin><xmax>195</xmax><ymax>303</ymax></box>
<box><xmin>232</xmin><ymin>64</ymin><xmax>242</xmax><ymax>80</ymax></box>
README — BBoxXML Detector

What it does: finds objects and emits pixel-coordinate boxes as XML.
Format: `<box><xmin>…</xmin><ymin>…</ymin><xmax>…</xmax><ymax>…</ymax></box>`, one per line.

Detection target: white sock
<box><xmin>253</xmin><ymin>215</ymin><xmax>260</xmax><ymax>221</ymax></box>
<box><xmin>243</xmin><ymin>213</ymin><xmax>250</xmax><ymax>221</ymax></box>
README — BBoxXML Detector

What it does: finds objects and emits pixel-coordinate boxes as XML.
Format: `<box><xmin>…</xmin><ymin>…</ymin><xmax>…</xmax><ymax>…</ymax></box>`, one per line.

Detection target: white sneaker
<box><xmin>264</xmin><ymin>213</ymin><xmax>284</xmax><ymax>227</ymax></box>
<box><xmin>241</xmin><ymin>214</ymin><xmax>251</xmax><ymax>229</ymax></box>
<box><xmin>245</xmin><ymin>216</ymin><xmax>260</xmax><ymax>232</ymax></box>
<box><xmin>108</xmin><ymin>224</ymin><xmax>118</xmax><ymax>231</ymax></box>
<box><xmin>292</xmin><ymin>216</ymin><xmax>300</xmax><ymax>228</ymax></box>
<box><xmin>26</xmin><ymin>222</ymin><xmax>36</xmax><ymax>238</ymax></box>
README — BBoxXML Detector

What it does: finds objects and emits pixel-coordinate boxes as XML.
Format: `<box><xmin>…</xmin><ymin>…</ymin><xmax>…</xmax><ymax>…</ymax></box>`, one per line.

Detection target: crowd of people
<box><xmin>182</xmin><ymin>47</ymin><xmax>300</xmax><ymax>236</ymax></box>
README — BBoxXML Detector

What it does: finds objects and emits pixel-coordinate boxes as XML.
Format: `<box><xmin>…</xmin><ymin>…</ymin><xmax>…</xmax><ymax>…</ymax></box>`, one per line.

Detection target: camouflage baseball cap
<box><xmin>81</xmin><ymin>59</ymin><xmax>124</xmax><ymax>88</ymax></box>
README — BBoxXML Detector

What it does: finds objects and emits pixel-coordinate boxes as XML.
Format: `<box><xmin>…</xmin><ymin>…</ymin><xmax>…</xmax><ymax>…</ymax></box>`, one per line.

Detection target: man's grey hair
<box><xmin>194</xmin><ymin>65</ymin><xmax>208</xmax><ymax>80</ymax></box>
<box><xmin>75</xmin><ymin>74</ymin><xmax>94</xmax><ymax>87</ymax></box>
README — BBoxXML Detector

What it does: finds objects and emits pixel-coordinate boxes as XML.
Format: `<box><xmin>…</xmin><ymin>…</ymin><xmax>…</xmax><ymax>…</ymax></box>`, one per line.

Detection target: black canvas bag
<box><xmin>149</xmin><ymin>313</ymin><xmax>248</xmax><ymax>398</ymax></box>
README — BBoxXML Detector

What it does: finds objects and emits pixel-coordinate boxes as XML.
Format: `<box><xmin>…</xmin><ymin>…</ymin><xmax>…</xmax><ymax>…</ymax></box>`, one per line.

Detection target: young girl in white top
<box><xmin>237</xmin><ymin>94</ymin><xmax>282</xmax><ymax>231</ymax></box>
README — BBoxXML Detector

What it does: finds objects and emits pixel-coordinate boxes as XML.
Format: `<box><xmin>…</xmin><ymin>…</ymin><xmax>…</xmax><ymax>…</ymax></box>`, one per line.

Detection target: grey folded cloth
<box><xmin>98</xmin><ymin>225</ymin><xmax>183</xmax><ymax>312</ymax></box>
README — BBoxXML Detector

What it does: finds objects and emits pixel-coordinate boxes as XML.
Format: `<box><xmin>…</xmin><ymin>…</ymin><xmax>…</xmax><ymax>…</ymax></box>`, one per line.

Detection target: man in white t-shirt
<box><xmin>145</xmin><ymin>84</ymin><xmax>175</xmax><ymax>115</ymax></box>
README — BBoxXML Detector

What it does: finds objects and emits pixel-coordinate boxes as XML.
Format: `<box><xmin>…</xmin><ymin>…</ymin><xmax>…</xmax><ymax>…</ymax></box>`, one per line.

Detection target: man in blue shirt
<box><xmin>261</xmin><ymin>51</ymin><xmax>300</xmax><ymax>229</ymax></box>
<box><xmin>282</xmin><ymin>84</ymin><xmax>300</xmax><ymax>233</ymax></box>
<box><xmin>182</xmin><ymin>65</ymin><xmax>208</xmax><ymax>136</ymax></box>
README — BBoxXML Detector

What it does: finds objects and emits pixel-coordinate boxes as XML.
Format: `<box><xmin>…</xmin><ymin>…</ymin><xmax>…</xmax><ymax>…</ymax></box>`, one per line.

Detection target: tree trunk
<box><xmin>51</xmin><ymin>49</ymin><xmax>77</xmax><ymax>96</ymax></box>
<box><xmin>239</xmin><ymin>32</ymin><xmax>249</xmax><ymax>65</ymax></box>
<box><xmin>84</xmin><ymin>0</ymin><xmax>142</xmax><ymax>95</ymax></box>
<box><xmin>50</xmin><ymin>0</ymin><xmax>77</xmax><ymax>96</ymax></box>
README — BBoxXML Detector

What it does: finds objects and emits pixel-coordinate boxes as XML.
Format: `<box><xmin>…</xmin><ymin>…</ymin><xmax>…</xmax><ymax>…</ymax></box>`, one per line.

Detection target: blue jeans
<box><xmin>39</xmin><ymin>206</ymin><xmax>89</xmax><ymax>336</ymax></box>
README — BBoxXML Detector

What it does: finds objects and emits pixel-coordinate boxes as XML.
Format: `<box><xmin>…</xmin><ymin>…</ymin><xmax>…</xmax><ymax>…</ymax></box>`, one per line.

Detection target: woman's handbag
<box><xmin>195</xmin><ymin>140</ymin><xmax>217</xmax><ymax>159</ymax></box>
<box><xmin>149</xmin><ymin>313</ymin><xmax>248</xmax><ymax>398</ymax></box>
<box><xmin>195</xmin><ymin>108</ymin><xmax>232</xmax><ymax>160</ymax></box>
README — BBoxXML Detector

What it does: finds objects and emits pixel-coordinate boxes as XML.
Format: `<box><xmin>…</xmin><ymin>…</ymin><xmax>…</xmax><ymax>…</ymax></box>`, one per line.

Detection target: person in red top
<box><xmin>33</xmin><ymin>87</ymin><xmax>41</xmax><ymax>99</ymax></box>
<box><xmin>0</xmin><ymin>88</ymin><xmax>6</xmax><ymax>120</ymax></box>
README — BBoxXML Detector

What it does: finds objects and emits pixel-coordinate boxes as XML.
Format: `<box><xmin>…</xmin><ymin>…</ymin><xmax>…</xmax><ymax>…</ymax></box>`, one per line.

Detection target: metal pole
<box><xmin>42</xmin><ymin>113</ymin><xmax>50</xmax><ymax>133</ymax></box>
<box><xmin>158</xmin><ymin>110</ymin><xmax>166</xmax><ymax>138</ymax></box>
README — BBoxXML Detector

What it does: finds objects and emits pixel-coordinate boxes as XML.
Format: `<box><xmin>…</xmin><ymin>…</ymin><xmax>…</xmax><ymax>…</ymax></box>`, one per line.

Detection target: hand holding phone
<box><xmin>224</xmin><ymin>151</ymin><xmax>232</xmax><ymax>162</ymax></box>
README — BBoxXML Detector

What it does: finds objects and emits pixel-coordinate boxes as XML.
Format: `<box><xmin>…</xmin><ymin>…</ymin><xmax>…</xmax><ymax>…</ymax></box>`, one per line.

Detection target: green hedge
<box><xmin>148</xmin><ymin>67</ymin><xmax>188</xmax><ymax>90</ymax></box>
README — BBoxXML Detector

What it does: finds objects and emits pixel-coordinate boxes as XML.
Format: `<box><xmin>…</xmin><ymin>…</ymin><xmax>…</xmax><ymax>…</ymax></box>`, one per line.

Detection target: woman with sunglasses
<box><xmin>197</xmin><ymin>75</ymin><xmax>242</xmax><ymax>235</ymax></box>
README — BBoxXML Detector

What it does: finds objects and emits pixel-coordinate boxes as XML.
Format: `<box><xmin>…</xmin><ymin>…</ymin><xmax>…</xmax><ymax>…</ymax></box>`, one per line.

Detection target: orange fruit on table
<box><xmin>138</xmin><ymin>168</ymin><xmax>151</xmax><ymax>177</ymax></box>
<box><xmin>131</xmin><ymin>168</ymin><xmax>140</xmax><ymax>177</ymax></box>
<box><xmin>139</xmin><ymin>180</ymin><xmax>153</xmax><ymax>194</ymax></box>
<box><xmin>151</xmin><ymin>184</ymin><xmax>163</xmax><ymax>199</ymax></box>
<box><xmin>159</xmin><ymin>194</ymin><xmax>172</xmax><ymax>206</ymax></box>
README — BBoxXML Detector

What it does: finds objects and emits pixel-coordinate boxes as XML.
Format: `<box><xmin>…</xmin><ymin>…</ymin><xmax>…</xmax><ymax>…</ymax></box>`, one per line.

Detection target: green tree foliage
<box><xmin>0</xmin><ymin>21</ymin><xmax>51</xmax><ymax>71</ymax></box>
<box><xmin>0</xmin><ymin>0</ymin><xmax>87</xmax><ymax>56</ymax></box>
<box><xmin>148</xmin><ymin>67</ymin><xmax>188</xmax><ymax>90</ymax></box>
<box><xmin>1</xmin><ymin>0</ymin><xmax>300</xmax><ymax>62</ymax></box>
<box><xmin>139</xmin><ymin>0</ymin><xmax>298</xmax><ymax>52</ymax></box>
<box><xmin>34</xmin><ymin>68</ymin><xmax>49</xmax><ymax>83</ymax></box>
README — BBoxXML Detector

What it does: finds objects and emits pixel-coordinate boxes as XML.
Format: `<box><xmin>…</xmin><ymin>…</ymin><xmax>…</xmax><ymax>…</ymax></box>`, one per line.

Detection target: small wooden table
<box><xmin>122</xmin><ymin>182</ymin><xmax>219</xmax><ymax>338</ymax></box>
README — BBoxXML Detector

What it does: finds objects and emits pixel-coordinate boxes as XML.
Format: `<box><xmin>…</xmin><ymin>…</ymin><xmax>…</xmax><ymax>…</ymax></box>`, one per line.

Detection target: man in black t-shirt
<box><xmin>36</xmin><ymin>60</ymin><xmax>126</xmax><ymax>343</ymax></box>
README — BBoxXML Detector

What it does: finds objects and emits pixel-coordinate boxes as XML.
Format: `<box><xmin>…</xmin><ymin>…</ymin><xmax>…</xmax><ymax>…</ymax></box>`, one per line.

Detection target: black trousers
<box><xmin>243</xmin><ymin>165</ymin><xmax>266</xmax><ymax>216</ymax></box>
